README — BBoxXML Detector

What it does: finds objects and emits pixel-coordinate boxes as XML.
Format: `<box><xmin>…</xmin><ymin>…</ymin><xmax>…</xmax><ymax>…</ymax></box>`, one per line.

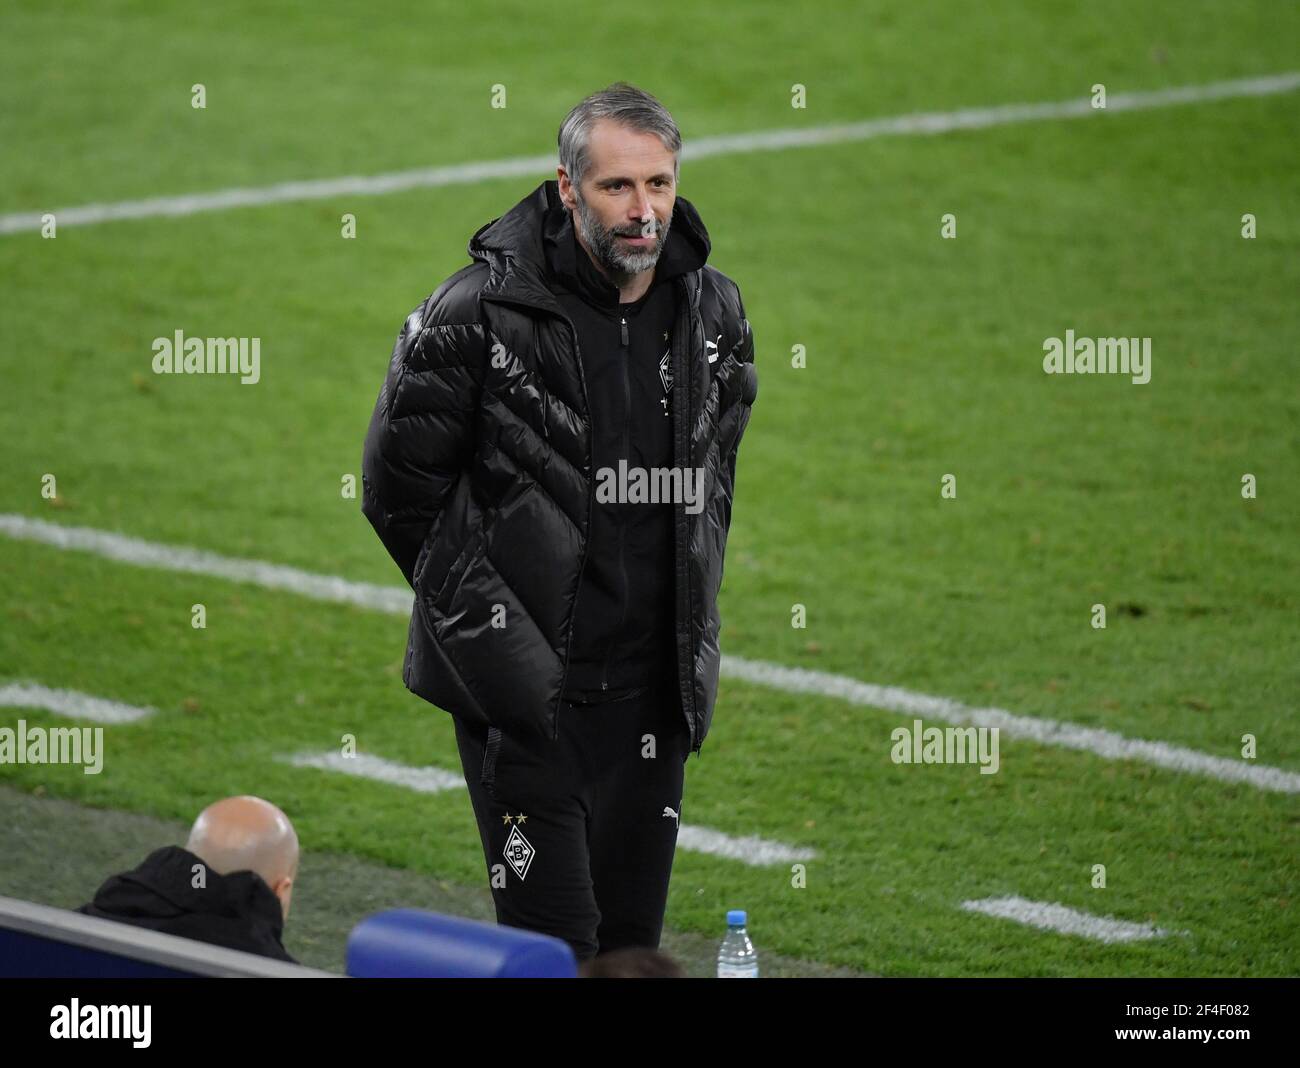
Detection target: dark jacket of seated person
<box><xmin>77</xmin><ymin>845</ymin><xmax>296</xmax><ymax>964</ymax></box>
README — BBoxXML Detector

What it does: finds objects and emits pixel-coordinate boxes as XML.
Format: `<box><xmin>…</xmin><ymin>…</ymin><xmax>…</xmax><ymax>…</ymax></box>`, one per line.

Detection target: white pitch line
<box><xmin>677</xmin><ymin>825</ymin><xmax>816</xmax><ymax>866</ymax></box>
<box><xmin>961</xmin><ymin>895</ymin><xmax>1176</xmax><ymax>943</ymax></box>
<box><xmin>281</xmin><ymin>749</ymin><xmax>814</xmax><ymax>866</ymax></box>
<box><xmin>5</xmin><ymin>513</ymin><xmax>1297</xmax><ymax>795</ymax></box>
<box><xmin>1</xmin><ymin>72</ymin><xmax>1295</xmax><ymax>235</ymax></box>
<box><xmin>283</xmin><ymin>750</ymin><xmax>467</xmax><ymax>793</ymax></box>
<box><xmin>0</xmin><ymin>513</ymin><xmax>411</xmax><ymax>616</ymax></box>
<box><xmin>0</xmin><ymin>681</ymin><xmax>154</xmax><ymax>724</ymax></box>
<box><xmin>720</xmin><ymin>657</ymin><xmax>1300</xmax><ymax>795</ymax></box>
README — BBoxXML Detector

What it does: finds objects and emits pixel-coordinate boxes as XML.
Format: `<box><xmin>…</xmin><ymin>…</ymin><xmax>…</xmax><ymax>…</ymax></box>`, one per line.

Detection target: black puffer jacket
<box><xmin>361</xmin><ymin>179</ymin><xmax>757</xmax><ymax>754</ymax></box>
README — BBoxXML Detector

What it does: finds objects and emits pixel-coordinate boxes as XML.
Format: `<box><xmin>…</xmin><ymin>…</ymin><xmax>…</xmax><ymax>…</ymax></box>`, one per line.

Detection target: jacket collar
<box><xmin>470</xmin><ymin>179</ymin><xmax>710</xmax><ymax>315</ymax></box>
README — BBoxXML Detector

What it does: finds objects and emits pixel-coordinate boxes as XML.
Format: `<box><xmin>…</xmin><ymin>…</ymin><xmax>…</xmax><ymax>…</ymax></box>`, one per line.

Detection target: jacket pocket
<box><xmin>430</xmin><ymin>524</ymin><xmax>486</xmax><ymax>615</ymax></box>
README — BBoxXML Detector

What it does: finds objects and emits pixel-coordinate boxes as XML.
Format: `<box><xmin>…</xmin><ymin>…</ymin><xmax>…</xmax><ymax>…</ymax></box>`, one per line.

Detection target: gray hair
<box><xmin>557</xmin><ymin>82</ymin><xmax>682</xmax><ymax>188</ymax></box>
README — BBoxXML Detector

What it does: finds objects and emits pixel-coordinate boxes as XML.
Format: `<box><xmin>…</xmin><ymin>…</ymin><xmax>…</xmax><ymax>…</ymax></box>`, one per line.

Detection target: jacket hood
<box><xmin>83</xmin><ymin>845</ymin><xmax>289</xmax><ymax>944</ymax></box>
<box><xmin>469</xmin><ymin>179</ymin><xmax>711</xmax><ymax>309</ymax></box>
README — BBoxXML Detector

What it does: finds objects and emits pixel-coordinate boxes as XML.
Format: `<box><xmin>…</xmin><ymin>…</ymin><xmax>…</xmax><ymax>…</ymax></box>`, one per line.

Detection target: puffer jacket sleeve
<box><xmin>360</xmin><ymin>295</ymin><xmax>485</xmax><ymax>588</ymax></box>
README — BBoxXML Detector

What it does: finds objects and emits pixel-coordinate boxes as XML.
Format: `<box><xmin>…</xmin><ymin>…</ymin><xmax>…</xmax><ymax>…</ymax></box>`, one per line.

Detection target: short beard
<box><xmin>572</xmin><ymin>188</ymin><xmax>671</xmax><ymax>288</ymax></box>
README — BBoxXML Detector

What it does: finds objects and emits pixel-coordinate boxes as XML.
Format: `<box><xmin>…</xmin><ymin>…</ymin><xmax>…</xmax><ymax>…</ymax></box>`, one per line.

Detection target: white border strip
<box><xmin>281</xmin><ymin>749</ymin><xmax>816</xmax><ymax>866</ymax></box>
<box><xmin>5</xmin><ymin>513</ymin><xmax>1296</xmax><ymax>794</ymax></box>
<box><xmin>961</xmin><ymin>895</ymin><xmax>1175</xmax><ymax>943</ymax></box>
<box><xmin>0</xmin><ymin>681</ymin><xmax>154</xmax><ymax>724</ymax></box>
<box><xmin>2</xmin><ymin>73</ymin><xmax>1295</xmax><ymax>234</ymax></box>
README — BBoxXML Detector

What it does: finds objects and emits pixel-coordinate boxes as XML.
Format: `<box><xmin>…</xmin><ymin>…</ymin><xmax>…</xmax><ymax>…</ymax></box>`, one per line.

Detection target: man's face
<box><xmin>560</xmin><ymin>118</ymin><xmax>677</xmax><ymax>281</ymax></box>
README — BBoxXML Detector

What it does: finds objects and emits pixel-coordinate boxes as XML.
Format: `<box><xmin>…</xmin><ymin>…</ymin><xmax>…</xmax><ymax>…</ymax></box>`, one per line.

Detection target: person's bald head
<box><xmin>186</xmin><ymin>796</ymin><xmax>300</xmax><ymax>921</ymax></box>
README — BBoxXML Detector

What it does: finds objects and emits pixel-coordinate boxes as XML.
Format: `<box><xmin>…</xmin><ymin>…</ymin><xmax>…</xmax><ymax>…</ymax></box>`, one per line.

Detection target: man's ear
<box><xmin>271</xmin><ymin>875</ymin><xmax>293</xmax><ymax>920</ymax></box>
<box><xmin>556</xmin><ymin>168</ymin><xmax>576</xmax><ymax>211</ymax></box>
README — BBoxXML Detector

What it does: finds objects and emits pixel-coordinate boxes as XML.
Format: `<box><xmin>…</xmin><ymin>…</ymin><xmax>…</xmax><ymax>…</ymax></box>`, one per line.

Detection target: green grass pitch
<box><xmin>0</xmin><ymin>0</ymin><xmax>1296</xmax><ymax>976</ymax></box>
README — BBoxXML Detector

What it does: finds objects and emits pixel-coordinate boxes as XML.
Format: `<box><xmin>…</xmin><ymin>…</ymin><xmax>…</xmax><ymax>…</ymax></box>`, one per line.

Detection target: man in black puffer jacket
<box><xmin>361</xmin><ymin>83</ymin><xmax>757</xmax><ymax>961</ymax></box>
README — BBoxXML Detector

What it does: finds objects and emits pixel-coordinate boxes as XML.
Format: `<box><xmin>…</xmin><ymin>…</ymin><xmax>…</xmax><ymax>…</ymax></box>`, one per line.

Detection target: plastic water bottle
<box><xmin>716</xmin><ymin>909</ymin><xmax>759</xmax><ymax>977</ymax></box>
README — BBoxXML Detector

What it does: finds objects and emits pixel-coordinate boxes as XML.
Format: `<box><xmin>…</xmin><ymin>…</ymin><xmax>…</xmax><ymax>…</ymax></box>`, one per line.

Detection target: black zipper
<box><xmin>672</xmin><ymin>280</ymin><xmax>701</xmax><ymax>755</ymax></box>
<box><xmin>600</xmin><ymin>315</ymin><xmax>633</xmax><ymax>692</ymax></box>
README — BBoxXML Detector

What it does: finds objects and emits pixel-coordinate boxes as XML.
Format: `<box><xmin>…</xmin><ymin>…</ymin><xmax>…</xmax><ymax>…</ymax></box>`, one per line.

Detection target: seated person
<box><xmin>78</xmin><ymin>795</ymin><xmax>299</xmax><ymax>963</ymax></box>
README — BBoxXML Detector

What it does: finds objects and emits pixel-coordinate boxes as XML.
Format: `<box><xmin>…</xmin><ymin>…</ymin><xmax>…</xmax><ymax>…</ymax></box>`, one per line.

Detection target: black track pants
<box><xmin>452</xmin><ymin>681</ymin><xmax>691</xmax><ymax>962</ymax></box>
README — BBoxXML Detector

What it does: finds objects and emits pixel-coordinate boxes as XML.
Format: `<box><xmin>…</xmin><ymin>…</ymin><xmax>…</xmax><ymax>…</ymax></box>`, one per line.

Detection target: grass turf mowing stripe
<box><xmin>4</xmin><ymin>512</ymin><xmax>1293</xmax><ymax>796</ymax></box>
<box><xmin>960</xmin><ymin>895</ymin><xmax>1179</xmax><ymax>943</ymax></box>
<box><xmin>1</xmin><ymin>72</ymin><xmax>1295</xmax><ymax>235</ymax></box>
<box><xmin>280</xmin><ymin>748</ymin><xmax>816</xmax><ymax>866</ymax></box>
<box><xmin>0</xmin><ymin>681</ymin><xmax>155</xmax><ymax>724</ymax></box>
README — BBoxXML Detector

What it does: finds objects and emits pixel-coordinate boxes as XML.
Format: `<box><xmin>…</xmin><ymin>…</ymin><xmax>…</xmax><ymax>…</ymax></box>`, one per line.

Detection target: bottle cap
<box><xmin>727</xmin><ymin>909</ymin><xmax>747</xmax><ymax>926</ymax></box>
